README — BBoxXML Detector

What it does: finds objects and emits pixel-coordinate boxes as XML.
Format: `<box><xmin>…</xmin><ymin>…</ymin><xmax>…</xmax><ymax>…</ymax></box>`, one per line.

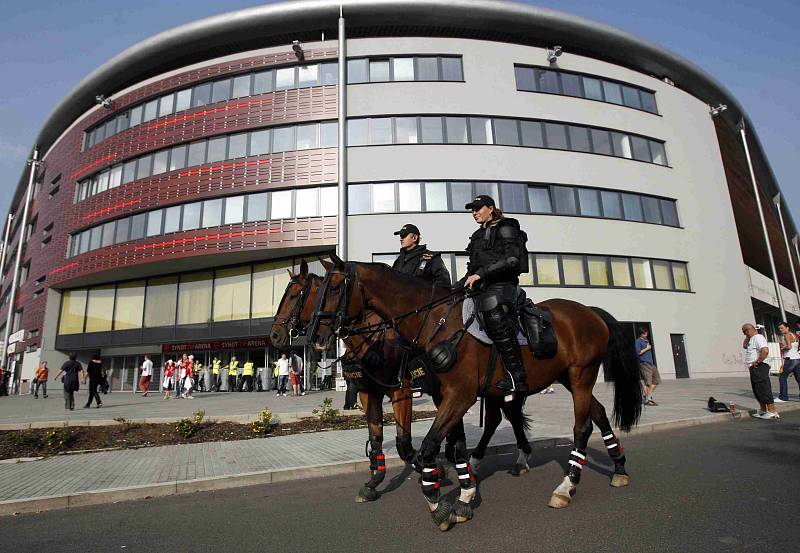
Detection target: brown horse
<box><xmin>311</xmin><ymin>256</ymin><xmax>643</xmax><ymax>530</ymax></box>
<box><xmin>269</xmin><ymin>261</ymin><xmax>417</xmax><ymax>500</ymax></box>
<box><xmin>270</xmin><ymin>262</ymin><xmax>534</xmax><ymax>502</ymax></box>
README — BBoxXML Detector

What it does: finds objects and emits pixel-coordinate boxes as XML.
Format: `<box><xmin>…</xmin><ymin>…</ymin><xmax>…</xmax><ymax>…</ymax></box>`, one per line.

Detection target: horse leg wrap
<box><xmin>567</xmin><ymin>449</ymin><xmax>586</xmax><ymax>485</ymax></box>
<box><xmin>357</xmin><ymin>443</ymin><xmax>386</xmax><ymax>502</ymax></box>
<box><xmin>453</xmin><ymin>459</ymin><xmax>476</xmax><ymax>523</ymax></box>
<box><xmin>603</xmin><ymin>432</ymin><xmax>630</xmax><ymax>487</ymax></box>
<box><xmin>511</xmin><ymin>448</ymin><xmax>530</xmax><ymax>476</ymax></box>
<box><xmin>421</xmin><ymin>464</ymin><xmax>441</xmax><ymax>506</ymax></box>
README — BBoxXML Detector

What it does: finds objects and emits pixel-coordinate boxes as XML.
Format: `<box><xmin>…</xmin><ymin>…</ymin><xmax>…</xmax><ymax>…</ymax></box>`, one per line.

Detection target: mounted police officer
<box><xmin>391</xmin><ymin>224</ymin><xmax>451</xmax><ymax>286</ymax></box>
<box><xmin>462</xmin><ymin>195</ymin><xmax>529</xmax><ymax>394</ymax></box>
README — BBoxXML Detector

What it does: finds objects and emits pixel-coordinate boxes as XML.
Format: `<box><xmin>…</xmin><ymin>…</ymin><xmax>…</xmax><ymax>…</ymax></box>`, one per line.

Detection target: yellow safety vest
<box><xmin>228</xmin><ymin>361</ymin><xmax>239</xmax><ymax>375</ymax></box>
<box><xmin>212</xmin><ymin>361</ymin><xmax>221</xmax><ymax>375</ymax></box>
<box><xmin>194</xmin><ymin>362</ymin><xmax>202</xmax><ymax>373</ymax></box>
<box><xmin>243</xmin><ymin>362</ymin><xmax>254</xmax><ymax>376</ymax></box>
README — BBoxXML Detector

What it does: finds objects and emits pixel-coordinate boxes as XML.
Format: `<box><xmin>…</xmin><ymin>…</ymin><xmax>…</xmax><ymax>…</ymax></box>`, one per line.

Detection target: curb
<box><xmin>2</xmin><ymin>403</ymin><xmax>799</xmax><ymax>517</ymax></box>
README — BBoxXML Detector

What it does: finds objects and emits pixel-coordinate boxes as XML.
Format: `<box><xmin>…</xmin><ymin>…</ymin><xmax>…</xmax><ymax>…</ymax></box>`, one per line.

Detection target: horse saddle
<box><xmin>462</xmin><ymin>297</ymin><xmax>557</xmax><ymax>360</ymax></box>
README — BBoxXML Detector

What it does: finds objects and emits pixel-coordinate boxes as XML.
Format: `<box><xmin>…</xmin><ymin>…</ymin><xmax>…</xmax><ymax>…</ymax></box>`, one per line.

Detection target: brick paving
<box><xmin>0</xmin><ymin>377</ymin><xmax>795</xmax><ymax>503</ymax></box>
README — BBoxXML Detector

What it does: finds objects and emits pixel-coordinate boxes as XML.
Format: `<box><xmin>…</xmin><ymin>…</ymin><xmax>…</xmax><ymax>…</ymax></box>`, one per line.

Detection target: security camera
<box><xmin>292</xmin><ymin>40</ymin><xmax>305</xmax><ymax>61</ymax></box>
<box><xmin>709</xmin><ymin>104</ymin><xmax>727</xmax><ymax>117</ymax></box>
<box><xmin>95</xmin><ymin>95</ymin><xmax>112</xmax><ymax>109</ymax></box>
<box><xmin>546</xmin><ymin>46</ymin><xmax>563</xmax><ymax>64</ymax></box>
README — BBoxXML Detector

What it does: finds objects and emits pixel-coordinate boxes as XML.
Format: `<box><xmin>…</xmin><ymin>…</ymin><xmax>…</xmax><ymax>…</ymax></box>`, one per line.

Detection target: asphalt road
<box><xmin>2</xmin><ymin>412</ymin><xmax>799</xmax><ymax>553</ymax></box>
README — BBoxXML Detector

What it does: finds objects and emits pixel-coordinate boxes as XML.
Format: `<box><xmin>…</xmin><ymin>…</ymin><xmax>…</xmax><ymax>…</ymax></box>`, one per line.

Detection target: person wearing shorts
<box><xmin>636</xmin><ymin>328</ymin><xmax>661</xmax><ymax>406</ymax></box>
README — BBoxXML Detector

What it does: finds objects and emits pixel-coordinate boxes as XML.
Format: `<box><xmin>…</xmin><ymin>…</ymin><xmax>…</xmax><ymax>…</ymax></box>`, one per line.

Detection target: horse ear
<box><xmin>330</xmin><ymin>253</ymin><xmax>345</xmax><ymax>269</ymax></box>
<box><xmin>320</xmin><ymin>259</ymin><xmax>333</xmax><ymax>271</ymax></box>
<box><xmin>300</xmin><ymin>259</ymin><xmax>308</xmax><ymax>277</ymax></box>
<box><xmin>286</xmin><ymin>269</ymin><xmax>294</xmax><ymax>278</ymax></box>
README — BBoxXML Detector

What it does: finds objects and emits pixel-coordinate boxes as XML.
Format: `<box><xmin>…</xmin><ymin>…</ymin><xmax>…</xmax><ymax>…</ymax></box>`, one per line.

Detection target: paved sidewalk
<box><xmin>1</xmin><ymin>377</ymin><xmax>798</xmax><ymax>514</ymax></box>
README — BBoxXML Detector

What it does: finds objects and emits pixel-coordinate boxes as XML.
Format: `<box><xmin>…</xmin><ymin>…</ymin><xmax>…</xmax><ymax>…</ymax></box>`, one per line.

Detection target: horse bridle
<box><xmin>274</xmin><ymin>274</ymin><xmax>317</xmax><ymax>338</ymax></box>
<box><xmin>308</xmin><ymin>263</ymin><xmax>367</xmax><ymax>343</ymax></box>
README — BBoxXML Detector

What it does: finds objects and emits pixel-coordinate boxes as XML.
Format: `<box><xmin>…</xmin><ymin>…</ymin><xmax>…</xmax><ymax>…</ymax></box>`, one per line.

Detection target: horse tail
<box><xmin>590</xmin><ymin>306</ymin><xmax>643</xmax><ymax>432</ymax></box>
<box><xmin>498</xmin><ymin>396</ymin><xmax>532</xmax><ymax>432</ymax></box>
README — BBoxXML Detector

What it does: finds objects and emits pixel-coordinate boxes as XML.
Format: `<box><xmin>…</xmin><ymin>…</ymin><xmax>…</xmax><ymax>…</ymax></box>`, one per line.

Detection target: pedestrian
<box><xmin>742</xmin><ymin>323</ymin><xmax>779</xmax><ymax>419</ymax></box>
<box><xmin>343</xmin><ymin>378</ymin><xmax>359</xmax><ymax>410</ymax></box>
<box><xmin>33</xmin><ymin>361</ymin><xmax>49</xmax><ymax>399</ymax></box>
<box><xmin>241</xmin><ymin>359</ymin><xmax>255</xmax><ymax>392</ymax></box>
<box><xmin>162</xmin><ymin>359</ymin><xmax>175</xmax><ymax>400</ymax></box>
<box><xmin>289</xmin><ymin>350</ymin><xmax>303</xmax><ymax>396</ymax></box>
<box><xmin>182</xmin><ymin>355</ymin><xmax>195</xmax><ymax>399</ymax></box>
<box><xmin>777</xmin><ymin>321</ymin><xmax>800</xmax><ymax>402</ymax></box>
<box><xmin>211</xmin><ymin>357</ymin><xmax>222</xmax><ymax>391</ymax></box>
<box><xmin>84</xmin><ymin>354</ymin><xmax>104</xmax><ymax>408</ymax></box>
<box><xmin>194</xmin><ymin>358</ymin><xmax>205</xmax><ymax>392</ymax></box>
<box><xmin>53</xmin><ymin>353</ymin><xmax>83</xmax><ymax>411</ymax></box>
<box><xmin>322</xmin><ymin>363</ymin><xmax>332</xmax><ymax>390</ymax></box>
<box><xmin>272</xmin><ymin>359</ymin><xmax>280</xmax><ymax>391</ymax></box>
<box><xmin>0</xmin><ymin>365</ymin><xmax>7</xmax><ymax>396</ymax></box>
<box><xmin>139</xmin><ymin>354</ymin><xmax>153</xmax><ymax>397</ymax></box>
<box><xmin>635</xmin><ymin>328</ymin><xmax>660</xmax><ymax>406</ymax></box>
<box><xmin>98</xmin><ymin>354</ymin><xmax>111</xmax><ymax>394</ymax></box>
<box><xmin>227</xmin><ymin>356</ymin><xmax>239</xmax><ymax>392</ymax></box>
<box><xmin>276</xmin><ymin>353</ymin><xmax>290</xmax><ymax>397</ymax></box>
<box><xmin>175</xmin><ymin>354</ymin><xmax>188</xmax><ymax>398</ymax></box>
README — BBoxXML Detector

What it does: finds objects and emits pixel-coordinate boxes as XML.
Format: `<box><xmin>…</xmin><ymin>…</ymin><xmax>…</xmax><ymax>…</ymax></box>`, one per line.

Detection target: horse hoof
<box><xmin>430</xmin><ymin>500</ymin><xmax>453</xmax><ymax>531</ymax></box>
<box><xmin>452</xmin><ymin>499</ymin><xmax>473</xmax><ymax>523</ymax></box>
<box><xmin>610</xmin><ymin>474</ymin><xmax>630</xmax><ymax>488</ymax></box>
<box><xmin>548</xmin><ymin>493</ymin><xmax>572</xmax><ymax>509</ymax></box>
<box><xmin>511</xmin><ymin>463</ymin><xmax>530</xmax><ymax>476</ymax></box>
<box><xmin>356</xmin><ymin>486</ymin><xmax>379</xmax><ymax>503</ymax></box>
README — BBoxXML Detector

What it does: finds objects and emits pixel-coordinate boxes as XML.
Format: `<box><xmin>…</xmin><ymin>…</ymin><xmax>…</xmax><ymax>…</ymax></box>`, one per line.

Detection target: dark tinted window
<box><xmin>552</xmin><ymin>186</ymin><xmax>577</xmax><ymax>215</ymax></box>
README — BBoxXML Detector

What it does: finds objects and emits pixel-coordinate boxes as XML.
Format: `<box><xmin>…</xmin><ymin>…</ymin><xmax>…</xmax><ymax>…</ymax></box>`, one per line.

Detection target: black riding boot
<box><xmin>483</xmin><ymin>305</ymin><xmax>527</xmax><ymax>394</ymax></box>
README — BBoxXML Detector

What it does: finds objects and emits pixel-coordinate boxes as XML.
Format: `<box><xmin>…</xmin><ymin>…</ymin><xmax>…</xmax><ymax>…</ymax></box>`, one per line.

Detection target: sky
<box><xmin>0</xmin><ymin>0</ymin><xmax>797</xmax><ymax>223</ymax></box>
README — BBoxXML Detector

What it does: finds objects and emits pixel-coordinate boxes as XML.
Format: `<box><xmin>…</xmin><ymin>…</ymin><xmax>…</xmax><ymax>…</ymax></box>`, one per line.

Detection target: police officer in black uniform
<box><xmin>391</xmin><ymin>224</ymin><xmax>451</xmax><ymax>287</ymax></box>
<box><xmin>462</xmin><ymin>195</ymin><xmax>528</xmax><ymax>394</ymax></box>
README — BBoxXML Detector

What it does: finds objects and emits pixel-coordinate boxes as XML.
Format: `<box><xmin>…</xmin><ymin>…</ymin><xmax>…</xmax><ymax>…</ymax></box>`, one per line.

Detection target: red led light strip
<box><xmin>70</xmin><ymin>153</ymin><xmax>118</xmax><ymax>179</ymax></box>
<box><xmin>134</xmin><ymin>228</ymin><xmax>281</xmax><ymax>251</ymax></box>
<box><xmin>80</xmin><ymin>199</ymin><xmax>141</xmax><ymax>221</ymax></box>
<box><xmin>178</xmin><ymin>158</ymin><xmax>270</xmax><ymax>178</ymax></box>
<box><xmin>146</xmin><ymin>99</ymin><xmax>274</xmax><ymax>130</ymax></box>
<box><xmin>50</xmin><ymin>262</ymin><xmax>79</xmax><ymax>275</ymax></box>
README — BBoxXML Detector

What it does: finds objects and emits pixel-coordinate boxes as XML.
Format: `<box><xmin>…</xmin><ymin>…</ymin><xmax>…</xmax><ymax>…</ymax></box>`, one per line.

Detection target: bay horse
<box><xmin>269</xmin><ymin>262</ymin><xmax>535</xmax><ymax>502</ymax></box>
<box><xmin>310</xmin><ymin>256</ymin><xmax>643</xmax><ymax>530</ymax></box>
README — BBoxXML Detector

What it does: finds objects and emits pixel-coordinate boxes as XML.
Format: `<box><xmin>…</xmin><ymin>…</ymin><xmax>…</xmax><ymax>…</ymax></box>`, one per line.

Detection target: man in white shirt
<box><xmin>742</xmin><ymin>323</ymin><xmax>778</xmax><ymax>419</ymax></box>
<box><xmin>139</xmin><ymin>355</ymin><xmax>154</xmax><ymax>397</ymax></box>
<box><xmin>276</xmin><ymin>353</ymin><xmax>290</xmax><ymax>397</ymax></box>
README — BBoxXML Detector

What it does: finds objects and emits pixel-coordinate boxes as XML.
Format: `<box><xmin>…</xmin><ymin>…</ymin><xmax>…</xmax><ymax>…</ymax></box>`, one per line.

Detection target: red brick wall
<box><xmin>1</xmin><ymin>47</ymin><xmax>339</xmax><ymax>354</ymax></box>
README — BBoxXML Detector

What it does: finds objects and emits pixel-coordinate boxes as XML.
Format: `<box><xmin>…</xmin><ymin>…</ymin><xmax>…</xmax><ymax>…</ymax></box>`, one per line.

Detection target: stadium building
<box><xmin>1</xmin><ymin>0</ymin><xmax>798</xmax><ymax>393</ymax></box>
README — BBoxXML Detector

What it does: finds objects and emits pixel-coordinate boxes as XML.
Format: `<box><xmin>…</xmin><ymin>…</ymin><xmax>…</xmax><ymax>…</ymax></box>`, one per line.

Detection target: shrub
<box><xmin>175</xmin><ymin>410</ymin><xmax>206</xmax><ymax>439</ymax></box>
<box><xmin>251</xmin><ymin>408</ymin><xmax>274</xmax><ymax>434</ymax></box>
<box><xmin>42</xmin><ymin>428</ymin><xmax>72</xmax><ymax>450</ymax></box>
<box><xmin>11</xmin><ymin>430</ymin><xmax>41</xmax><ymax>448</ymax></box>
<box><xmin>312</xmin><ymin>397</ymin><xmax>340</xmax><ymax>423</ymax></box>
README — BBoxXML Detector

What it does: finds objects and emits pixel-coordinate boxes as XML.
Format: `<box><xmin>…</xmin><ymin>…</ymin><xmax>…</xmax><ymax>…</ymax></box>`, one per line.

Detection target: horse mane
<box><xmin>353</xmin><ymin>261</ymin><xmax>454</xmax><ymax>298</ymax></box>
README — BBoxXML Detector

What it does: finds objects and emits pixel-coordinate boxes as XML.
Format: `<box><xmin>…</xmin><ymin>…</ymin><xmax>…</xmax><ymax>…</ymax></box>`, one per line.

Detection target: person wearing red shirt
<box><xmin>162</xmin><ymin>360</ymin><xmax>175</xmax><ymax>400</ymax></box>
<box><xmin>181</xmin><ymin>355</ymin><xmax>195</xmax><ymax>399</ymax></box>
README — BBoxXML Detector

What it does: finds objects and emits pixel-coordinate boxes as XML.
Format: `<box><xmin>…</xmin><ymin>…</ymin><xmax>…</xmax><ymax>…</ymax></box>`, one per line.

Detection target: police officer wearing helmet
<box><xmin>462</xmin><ymin>195</ymin><xmax>528</xmax><ymax>394</ymax></box>
<box><xmin>391</xmin><ymin>224</ymin><xmax>451</xmax><ymax>286</ymax></box>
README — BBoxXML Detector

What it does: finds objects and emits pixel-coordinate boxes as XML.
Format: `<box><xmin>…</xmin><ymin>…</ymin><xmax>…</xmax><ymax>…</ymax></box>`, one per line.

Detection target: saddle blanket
<box><xmin>462</xmin><ymin>298</ymin><xmax>528</xmax><ymax>346</ymax></box>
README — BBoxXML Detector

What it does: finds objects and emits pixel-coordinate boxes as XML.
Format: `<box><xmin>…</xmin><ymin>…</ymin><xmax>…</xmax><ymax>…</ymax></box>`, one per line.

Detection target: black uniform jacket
<box><xmin>392</xmin><ymin>245</ymin><xmax>451</xmax><ymax>287</ymax></box>
<box><xmin>466</xmin><ymin>217</ymin><xmax>524</xmax><ymax>285</ymax></box>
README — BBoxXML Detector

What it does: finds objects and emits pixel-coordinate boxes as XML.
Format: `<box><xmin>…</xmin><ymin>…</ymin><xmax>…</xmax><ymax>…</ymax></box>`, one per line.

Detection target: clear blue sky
<box><xmin>0</xmin><ymin>0</ymin><xmax>797</xmax><ymax>223</ymax></box>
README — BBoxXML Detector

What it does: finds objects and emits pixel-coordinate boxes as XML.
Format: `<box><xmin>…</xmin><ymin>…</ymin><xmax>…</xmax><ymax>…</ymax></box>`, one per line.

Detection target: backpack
<box><xmin>500</xmin><ymin>218</ymin><xmax>530</xmax><ymax>275</ymax></box>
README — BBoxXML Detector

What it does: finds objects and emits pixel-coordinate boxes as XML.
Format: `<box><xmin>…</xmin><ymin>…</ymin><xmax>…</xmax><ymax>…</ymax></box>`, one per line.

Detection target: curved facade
<box><xmin>2</xmin><ymin>0</ymin><xmax>798</xmax><ymax>391</ymax></box>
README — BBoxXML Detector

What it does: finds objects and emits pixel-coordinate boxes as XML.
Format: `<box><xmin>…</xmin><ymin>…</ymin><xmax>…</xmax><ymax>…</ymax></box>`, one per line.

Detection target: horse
<box><xmin>269</xmin><ymin>261</ymin><xmax>535</xmax><ymax>501</ymax></box>
<box><xmin>310</xmin><ymin>256</ymin><xmax>642</xmax><ymax>530</ymax></box>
